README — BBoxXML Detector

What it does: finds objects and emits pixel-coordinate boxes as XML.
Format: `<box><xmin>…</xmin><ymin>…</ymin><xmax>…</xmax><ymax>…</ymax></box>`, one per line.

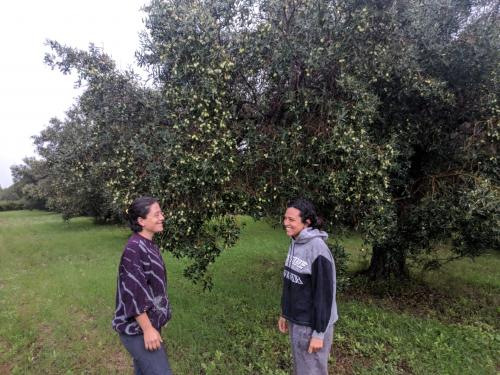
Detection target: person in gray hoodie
<box><xmin>278</xmin><ymin>198</ymin><xmax>338</xmax><ymax>375</ymax></box>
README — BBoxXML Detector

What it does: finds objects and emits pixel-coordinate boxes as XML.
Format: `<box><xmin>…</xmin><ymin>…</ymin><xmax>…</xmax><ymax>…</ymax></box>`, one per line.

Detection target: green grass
<box><xmin>0</xmin><ymin>211</ymin><xmax>498</xmax><ymax>374</ymax></box>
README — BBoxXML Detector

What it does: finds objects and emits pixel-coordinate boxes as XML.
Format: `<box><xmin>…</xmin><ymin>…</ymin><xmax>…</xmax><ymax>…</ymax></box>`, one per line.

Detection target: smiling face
<box><xmin>283</xmin><ymin>207</ymin><xmax>309</xmax><ymax>238</ymax></box>
<box><xmin>137</xmin><ymin>202</ymin><xmax>164</xmax><ymax>240</ymax></box>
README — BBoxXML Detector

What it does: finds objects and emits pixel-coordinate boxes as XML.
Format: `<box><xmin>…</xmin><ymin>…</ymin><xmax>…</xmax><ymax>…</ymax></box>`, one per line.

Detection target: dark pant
<box><xmin>119</xmin><ymin>333</ymin><xmax>173</xmax><ymax>375</ymax></box>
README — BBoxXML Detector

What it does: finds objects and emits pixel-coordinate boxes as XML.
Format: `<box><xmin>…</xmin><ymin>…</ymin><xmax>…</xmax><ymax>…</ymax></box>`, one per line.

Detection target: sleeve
<box><xmin>280</xmin><ymin>244</ymin><xmax>292</xmax><ymax>316</ymax></box>
<box><xmin>117</xmin><ymin>244</ymin><xmax>154</xmax><ymax>320</ymax></box>
<box><xmin>311</xmin><ymin>254</ymin><xmax>334</xmax><ymax>339</ymax></box>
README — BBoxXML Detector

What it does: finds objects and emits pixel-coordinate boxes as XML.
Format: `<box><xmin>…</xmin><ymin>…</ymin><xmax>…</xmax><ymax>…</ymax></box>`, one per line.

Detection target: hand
<box><xmin>278</xmin><ymin>316</ymin><xmax>288</xmax><ymax>333</ymax></box>
<box><xmin>143</xmin><ymin>327</ymin><xmax>163</xmax><ymax>351</ymax></box>
<box><xmin>308</xmin><ymin>337</ymin><xmax>323</xmax><ymax>353</ymax></box>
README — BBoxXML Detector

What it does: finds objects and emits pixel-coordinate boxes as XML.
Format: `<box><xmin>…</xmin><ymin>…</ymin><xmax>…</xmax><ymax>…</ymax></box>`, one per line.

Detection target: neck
<box><xmin>138</xmin><ymin>231</ymin><xmax>154</xmax><ymax>241</ymax></box>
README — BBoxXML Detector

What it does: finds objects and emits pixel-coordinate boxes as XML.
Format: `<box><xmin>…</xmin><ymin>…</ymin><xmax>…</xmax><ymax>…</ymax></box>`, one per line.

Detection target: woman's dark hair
<box><xmin>126</xmin><ymin>196</ymin><xmax>158</xmax><ymax>233</ymax></box>
<box><xmin>286</xmin><ymin>197</ymin><xmax>323</xmax><ymax>229</ymax></box>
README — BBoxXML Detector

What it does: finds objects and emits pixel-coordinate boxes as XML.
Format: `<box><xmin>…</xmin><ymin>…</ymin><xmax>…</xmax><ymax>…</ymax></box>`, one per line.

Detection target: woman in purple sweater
<box><xmin>112</xmin><ymin>196</ymin><xmax>173</xmax><ymax>375</ymax></box>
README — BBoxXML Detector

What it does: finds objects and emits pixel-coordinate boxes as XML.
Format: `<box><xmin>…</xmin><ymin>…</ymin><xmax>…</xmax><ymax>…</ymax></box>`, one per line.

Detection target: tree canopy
<box><xmin>14</xmin><ymin>0</ymin><xmax>499</xmax><ymax>286</ymax></box>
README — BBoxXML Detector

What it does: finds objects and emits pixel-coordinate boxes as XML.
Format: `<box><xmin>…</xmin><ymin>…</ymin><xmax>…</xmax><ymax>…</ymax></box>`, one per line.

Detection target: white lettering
<box><xmin>283</xmin><ymin>269</ymin><xmax>303</xmax><ymax>285</ymax></box>
<box><xmin>286</xmin><ymin>255</ymin><xmax>308</xmax><ymax>270</ymax></box>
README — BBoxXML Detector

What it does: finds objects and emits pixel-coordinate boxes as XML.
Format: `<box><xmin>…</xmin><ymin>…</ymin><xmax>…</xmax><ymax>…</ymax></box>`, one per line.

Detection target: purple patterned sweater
<box><xmin>112</xmin><ymin>233</ymin><xmax>171</xmax><ymax>335</ymax></box>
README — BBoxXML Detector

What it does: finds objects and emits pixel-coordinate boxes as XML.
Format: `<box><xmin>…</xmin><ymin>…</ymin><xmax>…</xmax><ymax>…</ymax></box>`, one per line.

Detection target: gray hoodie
<box><xmin>281</xmin><ymin>227</ymin><xmax>338</xmax><ymax>339</ymax></box>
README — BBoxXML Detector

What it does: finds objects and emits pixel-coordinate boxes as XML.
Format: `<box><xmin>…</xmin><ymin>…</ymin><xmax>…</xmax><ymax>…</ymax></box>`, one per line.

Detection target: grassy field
<box><xmin>0</xmin><ymin>210</ymin><xmax>498</xmax><ymax>374</ymax></box>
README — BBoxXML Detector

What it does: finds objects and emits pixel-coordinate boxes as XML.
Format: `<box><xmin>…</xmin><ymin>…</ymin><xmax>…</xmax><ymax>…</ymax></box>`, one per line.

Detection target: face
<box><xmin>138</xmin><ymin>202</ymin><xmax>164</xmax><ymax>237</ymax></box>
<box><xmin>283</xmin><ymin>207</ymin><xmax>309</xmax><ymax>238</ymax></box>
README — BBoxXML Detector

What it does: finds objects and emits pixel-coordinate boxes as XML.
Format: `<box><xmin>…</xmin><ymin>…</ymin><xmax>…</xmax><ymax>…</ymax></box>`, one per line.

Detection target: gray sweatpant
<box><xmin>289</xmin><ymin>322</ymin><xmax>334</xmax><ymax>375</ymax></box>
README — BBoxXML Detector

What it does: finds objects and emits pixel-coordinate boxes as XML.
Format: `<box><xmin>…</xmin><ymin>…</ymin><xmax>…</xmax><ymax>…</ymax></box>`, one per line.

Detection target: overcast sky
<box><xmin>0</xmin><ymin>0</ymin><xmax>148</xmax><ymax>188</ymax></box>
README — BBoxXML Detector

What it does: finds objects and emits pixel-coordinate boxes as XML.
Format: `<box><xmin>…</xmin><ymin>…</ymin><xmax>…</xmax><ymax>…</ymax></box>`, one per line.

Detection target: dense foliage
<box><xmin>0</xmin><ymin>200</ymin><xmax>25</xmax><ymax>212</ymax></box>
<box><xmin>13</xmin><ymin>0</ymin><xmax>499</xmax><ymax>285</ymax></box>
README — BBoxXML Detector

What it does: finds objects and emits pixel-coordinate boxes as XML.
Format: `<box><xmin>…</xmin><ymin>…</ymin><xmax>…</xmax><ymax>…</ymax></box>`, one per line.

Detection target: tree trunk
<box><xmin>363</xmin><ymin>244</ymin><xmax>409</xmax><ymax>280</ymax></box>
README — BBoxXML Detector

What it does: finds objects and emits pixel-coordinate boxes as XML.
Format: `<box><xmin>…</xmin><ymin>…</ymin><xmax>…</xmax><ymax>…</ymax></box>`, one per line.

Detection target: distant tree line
<box><xmin>0</xmin><ymin>158</ymin><xmax>46</xmax><ymax>211</ymax></box>
<box><xmin>12</xmin><ymin>0</ymin><xmax>499</xmax><ymax>286</ymax></box>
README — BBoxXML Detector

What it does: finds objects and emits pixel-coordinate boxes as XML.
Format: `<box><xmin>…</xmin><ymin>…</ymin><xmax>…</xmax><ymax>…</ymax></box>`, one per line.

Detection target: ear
<box><xmin>137</xmin><ymin>217</ymin><xmax>145</xmax><ymax>227</ymax></box>
<box><xmin>305</xmin><ymin>218</ymin><xmax>311</xmax><ymax>227</ymax></box>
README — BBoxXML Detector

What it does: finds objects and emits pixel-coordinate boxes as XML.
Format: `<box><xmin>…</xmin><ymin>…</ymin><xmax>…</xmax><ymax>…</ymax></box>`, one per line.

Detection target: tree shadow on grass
<box><xmin>341</xmin><ymin>275</ymin><xmax>499</xmax><ymax>329</ymax></box>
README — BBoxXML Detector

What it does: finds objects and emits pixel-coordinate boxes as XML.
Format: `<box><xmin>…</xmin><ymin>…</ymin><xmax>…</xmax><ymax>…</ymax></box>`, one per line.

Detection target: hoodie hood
<box><xmin>294</xmin><ymin>227</ymin><xmax>328</xmax><ymax>244</ymax></box>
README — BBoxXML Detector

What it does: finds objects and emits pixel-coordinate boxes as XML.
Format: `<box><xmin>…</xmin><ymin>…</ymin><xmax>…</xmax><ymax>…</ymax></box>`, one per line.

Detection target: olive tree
<box><xmin>139</xmin><ymin>0</ymin><xmax>499</xmax><ymax>278</ymax></box>
<box><xmin>10</xmin><ymin>157</ymin><xmax>47</xmax><ymax>210</ymax></box>
<box><xmin>38</xmin><ymin>40</ymin><xmax>243</xmax><ymax>287</ymax></box>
